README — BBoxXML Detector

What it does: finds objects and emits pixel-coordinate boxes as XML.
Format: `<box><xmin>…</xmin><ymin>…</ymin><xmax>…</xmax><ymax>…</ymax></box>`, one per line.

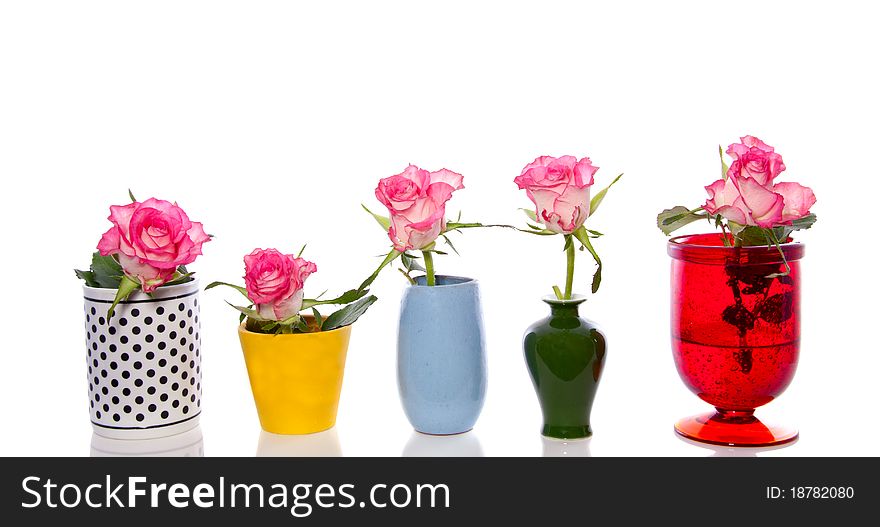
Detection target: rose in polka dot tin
<box><xmin>84</xmin><ymin>279</ymin><xmax>202</xmax><ymax>439</ymax></box>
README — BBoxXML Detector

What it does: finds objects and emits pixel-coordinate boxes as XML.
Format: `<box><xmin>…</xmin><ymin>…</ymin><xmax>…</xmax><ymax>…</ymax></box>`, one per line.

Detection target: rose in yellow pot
<box><xmin>208</xmin><ymin>247</ymin><xmax>377</xmax><ymax>435</ymax></box>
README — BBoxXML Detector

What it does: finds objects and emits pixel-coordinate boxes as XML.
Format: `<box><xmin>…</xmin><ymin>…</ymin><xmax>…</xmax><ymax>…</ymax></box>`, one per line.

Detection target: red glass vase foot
<box><xmin>674</xmin><ymin>410</ymin><xmax>798</xmax><ymax>447</ymax></box>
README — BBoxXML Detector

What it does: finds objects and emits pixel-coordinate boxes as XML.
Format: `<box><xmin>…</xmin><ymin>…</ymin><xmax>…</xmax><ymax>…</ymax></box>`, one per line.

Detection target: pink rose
<box><xmin>704</xmin><ymin>136</ymin><xmax>816</xmax><ymax>228</ymax></box>
<box><xmin>243</xmin><ymin>248</ymin><xmax>317</xmax><ymax>321</ymax></box>
<box><xmin>375</xmin><ymin>164</ymin><xmax>464</xmax><ymax>251</ymax></box>
<box><xmin>726</xmin><ymin>135</ymin><xmax>786</xmax><ymax>186</ymax></box>
<box><xmin>514</xmin><ymin>155</ymin><xmax>598</xmax><ymax>234</ymax></box>
<box><xmin>97</xmin><ymin>198</ymin><xmax>211</xmax><ymax>292</ymax></box>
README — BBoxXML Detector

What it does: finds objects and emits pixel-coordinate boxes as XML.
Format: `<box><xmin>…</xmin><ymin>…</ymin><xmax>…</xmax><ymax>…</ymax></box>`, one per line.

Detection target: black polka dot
<box><xmin>121</xmin><ymin>353</ymin><xmax>129</xmax><ymax>361</ymax></box>
<box><xmin>170</xmin><ymin>348</ymin><xmax>178</xmax><ymax>357</ymax></box>
<box><xmin>189</xmin><ymin>378</ymin><xmax>195</xmax><ymax>386</ymax></box>
<box><xmin>197</xmin><ymin>400</ymin><xmax>201</xmax><ymax>407</ymax></box>
<box><xmin>110</xmin><ymin>362</ymin><xmax>117</xmax><ymax>370</ymax></box>
<box><xmin>179</xmin><ymin>321</ymin><xmax>186</xmax><ymax>329</ymax></box>
<box><xmin>148</xmin><ymin>404</ymin><xmax>157</xmax><ymax>412</ymax></box>
<box><xmin>119</xmin><ymin>318</ymin><xmax>128</xmax><ymax>326</ymax></box>
<box><xmin>189</xmin><ymin>360</ymin><xmax>195</xmax><ymax>369</ymax></box>
<box><xmin>91</xmin><ymin>325</ymin><xmax>97</xmax><ymax>333</ymax></box>
<box><xmin>134</xmin><ymin>378</ymin><xmax>143</xmax><ymax>387</ymax></box>
<box><xmin>90</xmin><ymin>401</ymin><xmax>95</xmax><ymax>408</ymax></box>
<box><xmin>171</xmin><ymin>382</ymin><xmax>179</xmax><ymax>391</ymax></box>
<box><xmin>122</xmin><ymin>388</ymin><xmax>131</xmax><ymax>396</ymax></box>
<box><xmin>161</xmin><ymin>410</ymin><xmax>169</xmax><ymax>419</ymax></box>
<box><xmin>181</xmin><ymin>354</ymin><xmax>187</xmax><ymax>363</ymax></box>
<box><xmin>147</xmin><ymin>386</ymin><xmax>156</xmax><ymax>395</ymax></box>
<box><xmin>182</xmin><ymin>406</ymin><xmax>189</xmax><ymax>414</ymax></box>
<box><xmin>100</xmin><ymin>352</ymin><xmax>107</xmax><ymax>360</ymax></box>
<box><xmin>123</xmin><ymin>405</ymin><xmax>131</xmax><ymax>414</ymax></box>
<box><xmin>156</xmin><ymin>306</ymin><xmax>165</xmax><ymax>315</ymax></box>
<box><xmin>109</xmin><ymin>344</ymin><xmax>117</xmax><ymax>352</ymax></box>
<box><xmin>92</xmin><ymin>342</ymin><xmax>98</xmax><ymax>351</ymax></box>
<box><xmin>93</xmin><ymin>359</ymin><xmax>98</xmax><ymax>367</ymax></box>
<box><xmin>135</xmin><ymin>396</ymin><xmax>143</xmax><ymax>404</ymax></box>
<box><xmin>131</xmin><ymin>308</ymin><xmax>140</xmax><ymax>317</ymax></box>
<box><xmin>136</xmin><ymin>414</ymin><xmax>144</xmax><ymax>422</ymax></box>
<box><xmin>93</xmin><ymin>376</ymin><xmax>99</xmax><ymax>385</ymax></box>
<box><xmin>179</xmin><ymin>338</ymin><xmax>187</xmax><ymax>346</ymax></box>
<box><xmin>157</xmin><ymin>341</ymin><xmax>166</xmax><ymax>350</ymax></box>
<box><xmin>99</xmin><ymin>335</ymin><xmax>106</xmax><ymax>343</ymax></box>
<box><xmin>112</xmin><ymin>396</ymin><xmax>120</xmax><ymax>404</ymax></box>
<box><xmin>160</xmin><ymin>393</ymin><xmax>169</xmax><ymax>402</ymax></box>
<box><xmin>133</xmin><ymin>361</ymin><xmax>142</xmax><ymax>370</ymax></box>
<box><xmin>178</xmin><ymin>303</ymin><xmax>185</xmax><ymax>311</ymax></box>
<box><xmin>96</xmin><ymin>411</ymin><xmax>101</xmax><ymax>419</ymax></box>
<box><xmin>187</xmin><ymin>327</ymin><xmax>193</xmax><ymax>335</ymax></box>
<box><xmin>146</xmin><ymin>369</ymin><xmax>155</xmax><ymax>377</ymax></box>
<box><xmin>120</xmin><ymin>336</ymin><xmax>129</xmax><ymax>344</ymax></box>
<box><xmin>172</xmin><ymin>400</ymin><xmax>180</xmax><ymax>409</ymax></box>
<box><xmin>94</xmin><ymin>393</ymin><xmax>100</xmax><ymax>402</ymax></box>
<box><xmin>99</xmin><ymin>317</ymin><xmax>106</xmax><ymax>325</ymax></box>
<box><xmin>110</xmin><ymin>379</ymin><xmax>118</xmax><ymax>388</ymax></box>
<box><xmin>100</xmin><ymin>369</ymin><xmax>107</xmax><ymax>378</ymax></box>
<box><xmin>102</xmin><ymin>387</ymin><xmax>109</xmax><ymax>395</ymax></box>
<box><xmin>182</xmin><ymin>372</ymin><xmax>189</xmax><ymax>380</ymax></box>
<box><xmin>90</xmin><ymin>307</ymin><xmax>96</xmax><ymax>315</ymax></box>
<box><xmin>121</xmin><ymin>371</ymin><xmax>130</xmax><ymax>379</ymax></box>
<box><xmin>102</xmin><ymin>404</ymin><xmax>109</xmax><ymax>412</ymax></box>
<box><xmin>157</xmin><ymin>324</ymin><xmax>166</xmax><ymax>333</ymax></box>
<box><xmin>132</xmin><ymin>326</ymin><xmax>141</xmax><ymax>335</ymax></box>
<box><xmin>187</xmin><ymin>309</ymin><xmax>193</xmax><ymax>317</ymax></box>
<box><xmin>113</xmin><ymin>414</ymin><xmax>120</xmax><ymax>422</ymax></box>
<box><xmin>159</xmin><ymin>376</ymin><xmax>168</xmax><ymax>385</ymax></box>
<box><xmin>146</xmin><ymin>352</ymin><xmax>155</xmax><ymax>360</ymax></box>
<box><xmin>144</xmin><ymin>316</ymin><xmax>153</xmax><ymax>325</ymax></box>
<box><xmin>109</xmin><ymin>327</ymin><xmax>117</xmax><ymax>335</ymax></box>
<box><xmin>171</xmin><ymin>365</ymin><xmax>178</xmax><ymax>374</ymax></box>
<box><xmin>194</xmin><ymin>299</ymin><xmax>198</xmax><ymax>307</ymax></box>
<box><xmin>158</xmin><ymin>359</ymin><xmax>167</xmax><ymax>367</ymax></box>
<box><xmin>89</xmin><ymin>383</ymin><xmax>94</xmax><ymax>392</ymax></box>
<box><xmin>169</xmin><ymin>314</ymin><xmax>176</xmax><ymax>323</ymax></box>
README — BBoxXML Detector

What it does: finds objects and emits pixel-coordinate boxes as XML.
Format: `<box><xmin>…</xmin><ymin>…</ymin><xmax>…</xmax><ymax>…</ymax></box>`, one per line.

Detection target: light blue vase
<box><xmin>397</xmin><ymin>275</ymin><xmax>487</xmax><ymax>435</ymax></box>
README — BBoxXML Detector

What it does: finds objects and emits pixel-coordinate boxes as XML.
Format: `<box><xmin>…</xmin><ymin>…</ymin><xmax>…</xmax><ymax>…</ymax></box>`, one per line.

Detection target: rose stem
<box><xmin>564</xmin><ymin>234</ymin><xmax>575</xmax><ymax>300</ymax></box>
<box><xmin>422</xmin><ymin>250</ymin><xmax>435</xmax><ymax>286</ymax></box>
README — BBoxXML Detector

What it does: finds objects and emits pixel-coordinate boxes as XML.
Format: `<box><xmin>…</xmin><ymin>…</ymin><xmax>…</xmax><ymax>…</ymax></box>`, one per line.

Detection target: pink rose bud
<box><xmin>704</xmin><ymin>136</ymin><xmax>816</xmax><ymax>228</ymax></box>
<box><xmin>375</xmin><ymin>165</ymin><xmax>464</xmax><ymax>251</ymax></box>
<box><xmin>97</xmin><ymin>198</ymin><xmax>211</xmax><ymax>292</ymax></box>
<box><xmin>243</xmin><ymin>248</ymin><xmax>317</xmax><ymax>321</ymax></box>
<box><xmin>514</xmin><ymin>155</ymin><xmax>598</xmax><ymax>234</ymax></box>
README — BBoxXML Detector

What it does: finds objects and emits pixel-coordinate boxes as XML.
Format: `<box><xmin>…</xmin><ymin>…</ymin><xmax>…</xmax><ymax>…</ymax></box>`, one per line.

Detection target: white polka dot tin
<box><xmin>83</xmin><ymin>280</ymin><xmax>202</xmax><ymax>439</ymax></box>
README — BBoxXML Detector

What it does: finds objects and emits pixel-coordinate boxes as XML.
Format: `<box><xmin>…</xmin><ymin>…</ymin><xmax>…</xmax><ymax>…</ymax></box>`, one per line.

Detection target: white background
<box><xmin>1</xmin><ymin>1</ymin><xmax>877</xmax><ymax>457</ymax></box>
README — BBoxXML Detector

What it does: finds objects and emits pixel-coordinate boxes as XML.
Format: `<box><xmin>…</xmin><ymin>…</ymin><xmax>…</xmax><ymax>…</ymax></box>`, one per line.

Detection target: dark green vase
<box><xmin>523</xmin><ymin>296</ymin><xmax>607</xmax><ymax>439</ymax></box>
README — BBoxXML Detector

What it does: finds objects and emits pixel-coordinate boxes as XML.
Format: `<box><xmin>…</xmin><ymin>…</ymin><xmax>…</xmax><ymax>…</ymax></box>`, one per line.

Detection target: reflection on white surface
<box><xmin>675</xmin><ymin>433</ymin><xmax>799</xmax><ymax>457</ymax></box>
<box><xmin>542</xmin><ymin>436</ymin><xmax>592</xmax><ymax>457</ymax></box>
<box><xmin>402</xmin><ymin>430</ymin><xmax>484</xmax><ymax>457</ymax></box>
<box><xmin>257</xmin><ymin>428</ymin><xmax>343</xmax><ymax>457</ymax></box>
<box><xmin>91</xmin><ymin>426</ymin><xmax>204</xmax><ymax>457</ymax></box>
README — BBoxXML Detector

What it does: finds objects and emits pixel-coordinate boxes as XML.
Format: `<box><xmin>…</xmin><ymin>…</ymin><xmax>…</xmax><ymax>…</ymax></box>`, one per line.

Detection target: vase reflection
<box><xmin>256</xmin><ymin>427</ymin><xmax>342</xmax><ymax>457</ymax></box>
<box><xmin>402</xmin><ymin>430</ymin><xmax>484</xmax><ymax>457</ymax></box>
<box><xmin>676</xmin><ymin>433</ymin><xmax>798</xmax><ymax>457</ymax></box>
<box><xmin>90</xmin><ymin>425</ymin><xmax>204</xmax><ymax>457</ymax></box>
<box><xmin>541</xmin><ymin>436</ymin><xmax>592</xmax><ymax>457</ymax></box>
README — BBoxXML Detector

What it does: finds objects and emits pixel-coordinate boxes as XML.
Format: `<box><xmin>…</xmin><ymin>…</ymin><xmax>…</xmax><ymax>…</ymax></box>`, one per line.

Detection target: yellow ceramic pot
<box><xmin>238</xmin><ymin>321</ymin><xmax>352</xmax><ymax>434</ymax></box>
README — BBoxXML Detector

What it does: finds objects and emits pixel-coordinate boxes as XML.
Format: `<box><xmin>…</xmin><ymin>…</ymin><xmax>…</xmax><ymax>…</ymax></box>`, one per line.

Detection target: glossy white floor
<box><xmin>2</xmin><ymin>1</ymin><xmax>878</xmax><ymax>457</ymax></box>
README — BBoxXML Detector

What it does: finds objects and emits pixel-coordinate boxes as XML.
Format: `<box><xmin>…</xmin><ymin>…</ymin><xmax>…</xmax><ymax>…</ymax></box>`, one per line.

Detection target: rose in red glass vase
<box><xmin>658</xmin><ymin>136</ymin><xmax>816</xmax><ymax>447</ymax></box>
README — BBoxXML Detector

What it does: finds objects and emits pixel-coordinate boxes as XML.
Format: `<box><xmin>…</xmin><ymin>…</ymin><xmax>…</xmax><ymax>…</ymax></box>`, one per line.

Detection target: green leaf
<box><xmin>89</xmin><ymin>252</ymin><xmax>124</xmax><ymax>288</ymax></box>
<box><xmin>585</xmin><ymin>229</ymin><xmax>604</xmax><ymax>237</ymax></box>
<box><xmin>789</xmin><ymin>213</ymin><xmax>817</xmax><ymax>232</ymax></box>
<box><xmin>552</xmin><ymin>285</ymin><xmax>563</xmax><ymax>300</ymax></box>
<box><xmin>296</xmin><ymin>243</ymin><xmax>307</xmax><ymax>258</ymax></box>
<box><xmin>75</xmin><ymin>269</ymin><xmax>99</xmax><ymax>287</ymax></box>
<box><xmin>311</xmin><ymin>307</ymin><xmax>324</xmax><ymax>329</ymax></box>
<box><xmin>128</xmin><ymin>189</ymin><xmax>138</xmax><ymax>202</ymax></box>
<box><xmin>573</xmin><ymin>226</ymin><xmax>603</xmax><ymax>294</ymax></box>
<box><xmin>226</xmin><ymin>301</ymin><xmax>265</xmax><ymax>321</ymax></box>
<box><xmin>322</xmin><ymin>295</ymin><xmax>378</xmax><ymax>331</ymax></box>
<box><xmin>163</xmin><ymin>272</ymin><xmax>195</xmax><ymax>287</ymax></box>
<box><xmin>400</xmin><ymin>252</ymin><xmax>426</xmax><ymax>273</ymax></box>
<box><xmin>657</xmin><ymin>206</ymin><xmax>707</xmax><ymax>236</ymax></box>
<box><xmin>589</xmin><ymin>173</ymin><xmax>623</xmax><ymax>216</ymax></box>
<box><xmin>441</xmin><ymin>234</ymin><xmax>460</xmax><ymax>256</ymax></box>
<box><xmin>444</xmin><ymin>221</ymin><xmax>483</xmax><ymax>231</ymax></box>
<box><xmin>397</xmin><ymin>268</ymin><xmax>417</xmax><ymax>285</ymax></box>
<box><xmin>362</xmin><ymin>204</ymin><xmax>391</xmax><ymax>231</ymax></box>
<box><xmin>301</xmin><ymin>288</ymin><xmax>369</xmax><ymax>309</ymax></box>
<box><xmin>107</xmin><ymin>275</ymin><xmax>140</xmax><ymax>319</ymax></box>
<box><xmin>562</xmin><ymin>234</ymin><xmax>573</xmax><ymax>252</ymax></box>
<box><xmin>205</xmin><ymin>281</ymin><xmax>251</xmax><ymax>300</ymax></box>
<box><xmin>719</xmin><ymin>145</ymin><xmax>729</xmax><ymax>180</ymax></box>
<box><xmin>358</xmin><ymin>249</ymin><xmax>401</xmax><ymax>292</ymax></box>
<box><xmin>520</xmin><ymin>208</ymin><xmax>538</xmax><ymax>222</ymax></box>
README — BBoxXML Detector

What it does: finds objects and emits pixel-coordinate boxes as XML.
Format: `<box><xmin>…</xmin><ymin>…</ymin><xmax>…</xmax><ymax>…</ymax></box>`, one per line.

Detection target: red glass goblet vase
<box><xmin>669</xmin><ymin>233</ymin><xmax>804</xmax><ymax>447</ymax></box>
